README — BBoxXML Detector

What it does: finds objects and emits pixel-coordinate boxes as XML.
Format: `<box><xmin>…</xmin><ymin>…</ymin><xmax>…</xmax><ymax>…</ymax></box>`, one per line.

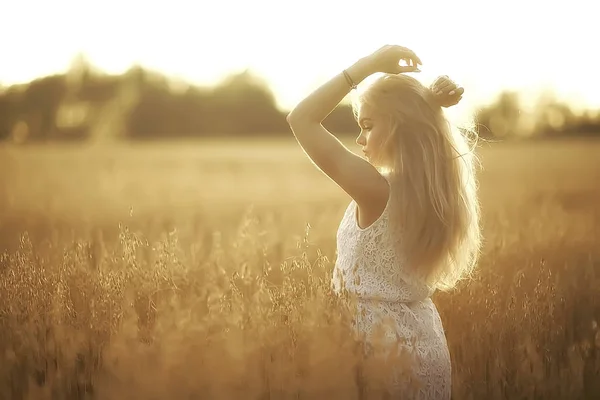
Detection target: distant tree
<box><xmin>209</xmin><ymin>70</ymin><xmax>287</xmax><ymax>135</ymax></box>
<box><xmin>21</xmin><ymin>75</ymin><xmax>68</xmax><ymax>140</ymax></box>
<box><xmin>0</xmin><ymin>88</ymin><xmax>21</xmax><ymax>140</ymax></box>
<box><xmin>567</xmin><ymin>110</ymin><xmax>600</xmax><ymax>135</ymax></box>
<box><xmin>65</xmin><ymin>53</ymin><xmax>93</xmax><ymax>91</ymax></box>
<box><xmin>2</xmin><ymin>65</ymin><xmax>600</xmax><ymax>142</ymax></box>
<box><xmin>475</xmin><ymin>91</ymin><xmax>523</xmax><ymax>138</ymax></box>
<box><xmin>126</xmin><ymin>67</ymin><xmax>216</xmax><ymax>138</ymax></box>
<box><xmin>532</xmin><ymin>92</ymin><xmax>577</xmax><ymax>136</ymax></box>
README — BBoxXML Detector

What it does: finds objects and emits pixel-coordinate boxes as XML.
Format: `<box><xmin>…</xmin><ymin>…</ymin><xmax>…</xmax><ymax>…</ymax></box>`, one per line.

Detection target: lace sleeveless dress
<box><xmin>331</xmin><ymin>190</ymin><xmax>451</xmax><ymax>399</ymax></box>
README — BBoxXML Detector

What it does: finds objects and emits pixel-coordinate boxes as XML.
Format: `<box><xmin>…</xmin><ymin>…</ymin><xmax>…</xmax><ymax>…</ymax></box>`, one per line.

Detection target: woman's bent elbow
<box><xmin>286</xmin><ymin>111</ymin><xmax>301</xmax><ymax>126</ymax></box>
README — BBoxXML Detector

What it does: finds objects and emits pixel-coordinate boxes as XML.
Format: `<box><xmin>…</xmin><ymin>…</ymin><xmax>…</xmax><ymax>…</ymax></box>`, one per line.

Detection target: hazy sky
<box><xmin>2</xmin><ymin>0</ymin><xmax>597</xmax><ymax>115</ymax></box>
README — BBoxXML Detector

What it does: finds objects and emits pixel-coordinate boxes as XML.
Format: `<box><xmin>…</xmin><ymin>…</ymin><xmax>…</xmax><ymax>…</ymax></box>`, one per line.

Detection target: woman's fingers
<box><xmin>433</xmin><ymin>77</ymin><xmax>453</xmax><ymax>94</ymax></box>
<box><xmin>449</xmin><ymin>87</ymin><xmax>465</xmax><ymax>97</ymax></box>
<box><xmin>434</xmin><ymin>75</ymin><xmax>449</xmax><ymax>86</ymax></box>
<box><xmin>431</xmin><ymin>76</ymin><xmax>464</xmax><ymax>103</ymax></box>
<box><xmin>448</xmin><ymin>87</ymin><xmax>465</xmax><ymax>97</ymax></box>
<box><xmin>396</xmin><ymin>46</ymin><xmax>422</xmax><ymax>66</ymax></box>
<box><xmin>397</xmin><ymin>65</ymin><xmax>421</xmax><ymax>73</ymax></box>
<box><xmin>436</xmin><ymin>88</ymin><xmax>465</xmax><ymax>108</ymax></box>
<box><xmin>396</xmin><ymin>56</ymin><xmax>421</xmax><ymax>73</ymax></box>
<box><xmin>400</xmin><ymin>47</ymin><xmax>422</xmax><ymax>66</ymax></box>
<box><xmin>439</xmin><ymin>80</ymin><xmax>456</xmax><ymax>91</ymax></box>
<box><xmin>437</xmin><ymin>82</ymin><xmax>463</xmax><ymax>96</ymax></box>
<box><xmin>431</xmin><ymin>75</ymin><xmax>447</xmax><ymax>93</ymax></box>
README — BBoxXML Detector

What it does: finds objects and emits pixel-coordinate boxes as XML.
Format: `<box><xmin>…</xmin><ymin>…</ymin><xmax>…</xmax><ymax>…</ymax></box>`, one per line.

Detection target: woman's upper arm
<box><xmin>289</xmin><ymin>122</ymin><xmax>389</xmax><ymax>208</ymax></box>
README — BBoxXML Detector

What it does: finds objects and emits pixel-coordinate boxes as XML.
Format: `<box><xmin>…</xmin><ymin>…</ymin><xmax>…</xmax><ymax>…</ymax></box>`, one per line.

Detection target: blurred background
<box><xmin>1</xmin><ymin>2</ymin><xmax>600</xmax><ymax>399</ymax></box>
<box><xmin>1</xmin><ymin>0</ymin><xmax>599</xmax><ymax>260</ymax></box>
<box><xmin>1</xmin><ymin>0</ymin><xmax>599</xmax><ymax>143</ymax></box>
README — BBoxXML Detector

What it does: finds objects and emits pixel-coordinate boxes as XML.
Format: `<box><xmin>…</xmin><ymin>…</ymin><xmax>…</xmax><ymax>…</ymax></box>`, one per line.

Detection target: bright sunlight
<box><xmin>1</xmin><ymin>0</ymin><xmax>598</xmax><ymax>114</ymax></box>
<box><xmin>1</xmin><ymin>1</ymin><xmax>599</xmax><ymax>399</ymax></box>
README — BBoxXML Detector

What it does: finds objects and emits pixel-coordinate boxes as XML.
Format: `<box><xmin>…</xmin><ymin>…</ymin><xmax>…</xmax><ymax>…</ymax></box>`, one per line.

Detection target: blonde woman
<box><xmin>287</xmin><ymin>45</ymin><xmax>481</xmax><ymax>398</ymax></box>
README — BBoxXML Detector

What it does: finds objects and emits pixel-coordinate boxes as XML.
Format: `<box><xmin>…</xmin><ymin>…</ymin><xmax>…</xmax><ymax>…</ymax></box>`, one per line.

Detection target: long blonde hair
<box><xmin>353</xmin><ymin>74</ymin><xmax>482</xmax><ymax>290</ymax></box>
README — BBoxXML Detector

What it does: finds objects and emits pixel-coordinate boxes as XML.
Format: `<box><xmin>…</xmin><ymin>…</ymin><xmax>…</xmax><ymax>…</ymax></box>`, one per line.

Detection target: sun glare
<box><xmin>1</xmin><ymin>0</ymin><xmax>597</xmax><ymax>114</ymax></box>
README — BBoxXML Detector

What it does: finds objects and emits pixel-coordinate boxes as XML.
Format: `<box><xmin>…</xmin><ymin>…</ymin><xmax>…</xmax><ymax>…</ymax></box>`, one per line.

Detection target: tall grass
<box><xmin>0</xmin><ymin>139</ymin><xmax>599</xmax><ymax>399</ymax></box>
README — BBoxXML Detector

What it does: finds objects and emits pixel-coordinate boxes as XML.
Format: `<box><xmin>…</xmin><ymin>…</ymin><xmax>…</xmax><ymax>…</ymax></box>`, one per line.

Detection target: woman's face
<box><xmin>355</xmin><ymin>103</ymin><xmax>391</xmax><ymax>166</ymax></box>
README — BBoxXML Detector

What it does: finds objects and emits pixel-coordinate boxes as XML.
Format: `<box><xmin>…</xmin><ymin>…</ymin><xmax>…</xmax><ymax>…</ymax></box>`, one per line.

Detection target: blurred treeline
<box><xmin>1</xmin><ymin>56</ymin><xmax>599</xmax><ymax>143</ymax></box>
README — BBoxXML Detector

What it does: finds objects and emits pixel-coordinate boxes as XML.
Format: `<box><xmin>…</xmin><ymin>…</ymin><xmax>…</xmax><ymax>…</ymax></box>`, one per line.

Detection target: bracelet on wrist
<box><xmin>343</xmin><ymin>70</ymin><xmax>358</xmax><ymax>90</ymax></box>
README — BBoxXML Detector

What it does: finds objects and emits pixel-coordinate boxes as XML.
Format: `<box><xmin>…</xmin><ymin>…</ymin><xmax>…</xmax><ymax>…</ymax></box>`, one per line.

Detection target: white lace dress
<box><xmin>331</xmin><ymin>193</ymin><xmax>451</xmax><ymax>399</ymax></box>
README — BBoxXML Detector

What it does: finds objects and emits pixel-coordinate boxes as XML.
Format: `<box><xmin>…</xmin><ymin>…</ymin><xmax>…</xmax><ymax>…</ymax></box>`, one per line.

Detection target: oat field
<box><xmin>0</xmin><ymin>137</ymin><xmax>599</xmax><ymax>399</ymax></box>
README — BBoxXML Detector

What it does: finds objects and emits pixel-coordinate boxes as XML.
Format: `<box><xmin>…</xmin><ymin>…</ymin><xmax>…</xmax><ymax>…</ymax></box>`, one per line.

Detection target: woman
<box><xmin>286</xmin><ymin>45</ymin><xmax>482</xmax><ymax>398</ymax></box>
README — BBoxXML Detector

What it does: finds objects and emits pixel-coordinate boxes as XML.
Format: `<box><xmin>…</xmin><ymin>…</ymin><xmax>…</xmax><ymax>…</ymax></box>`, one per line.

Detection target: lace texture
<box><xmin>332</xmin><ymin>193</ymin><xmax>451</xmax><ymax>399</ymax></box>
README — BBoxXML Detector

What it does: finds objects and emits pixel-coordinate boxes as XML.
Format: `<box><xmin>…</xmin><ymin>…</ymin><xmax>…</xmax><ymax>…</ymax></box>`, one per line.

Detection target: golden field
<box><xmin>0</xmin><ymin>137</ymin><xmax>599</xmax><ymax>399</ymax></box>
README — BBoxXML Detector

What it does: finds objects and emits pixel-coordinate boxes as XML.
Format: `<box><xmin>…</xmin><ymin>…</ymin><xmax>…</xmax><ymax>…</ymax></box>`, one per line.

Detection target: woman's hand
<box><xmin>365</xmin><ymin>44</ymin><xmax>422</xmax><ymax>75</ymax></box>
<box><xmin>431</xmin><ymin>75</ymin><xmax>464</xmax><ymax>108</ymax></box>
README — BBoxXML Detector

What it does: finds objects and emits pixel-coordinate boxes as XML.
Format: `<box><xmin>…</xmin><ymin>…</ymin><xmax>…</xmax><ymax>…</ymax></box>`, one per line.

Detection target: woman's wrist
<box><xmin>345</xmin><ymin>57</ymin><xmax>375</xmax><ymax>87</ymax></box>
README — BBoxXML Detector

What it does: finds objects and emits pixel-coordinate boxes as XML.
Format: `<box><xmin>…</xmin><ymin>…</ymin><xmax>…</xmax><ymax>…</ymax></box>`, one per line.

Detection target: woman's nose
<box><xmin>356</xmin><ymin>134</ymin><xmax>366</xmax><ymax>146</ymax></box>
